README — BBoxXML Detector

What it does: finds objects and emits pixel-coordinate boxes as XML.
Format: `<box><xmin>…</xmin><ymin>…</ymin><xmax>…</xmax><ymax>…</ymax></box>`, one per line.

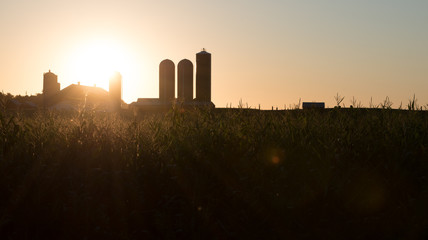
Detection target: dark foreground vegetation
<box><xmin>0</xmin><ymin>106</ymin><xmax>427</xmax><ymax>239</ymax></box>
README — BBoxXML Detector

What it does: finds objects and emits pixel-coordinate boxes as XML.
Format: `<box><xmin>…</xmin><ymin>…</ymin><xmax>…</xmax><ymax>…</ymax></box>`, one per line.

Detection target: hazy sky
<box><xmin>1</xmin><ymin>0</ymin><xmax>427</xmax><ymax>108</ymax></box>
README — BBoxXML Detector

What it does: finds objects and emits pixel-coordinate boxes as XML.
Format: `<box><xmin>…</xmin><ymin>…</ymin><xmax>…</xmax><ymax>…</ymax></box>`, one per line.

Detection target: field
<box><xmin>0</xmin><ymin>105</ymin><xmax>427</xmax><ymax>239</ymax></box>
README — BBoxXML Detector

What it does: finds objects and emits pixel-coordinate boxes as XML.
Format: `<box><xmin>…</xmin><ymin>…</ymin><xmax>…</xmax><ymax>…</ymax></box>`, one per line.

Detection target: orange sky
<box><xmin>0</xmin><ymin>0</ymin><xmax>427</xmax><ymax>108</ymax></box>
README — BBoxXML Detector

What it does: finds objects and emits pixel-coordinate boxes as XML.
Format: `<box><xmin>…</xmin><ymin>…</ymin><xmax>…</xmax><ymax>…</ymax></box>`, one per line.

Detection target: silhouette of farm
<box><xmin>7</xmin><ymin>50</ymin><xmax>214</xmax><ymax>112</ymax></box>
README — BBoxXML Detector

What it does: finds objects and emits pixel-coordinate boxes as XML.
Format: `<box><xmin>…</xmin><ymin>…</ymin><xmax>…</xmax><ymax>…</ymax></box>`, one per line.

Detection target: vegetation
<box><xmin>0</xmin><ymin>94</ymin><xmax>427</xmax><ymax>239</ymax></box>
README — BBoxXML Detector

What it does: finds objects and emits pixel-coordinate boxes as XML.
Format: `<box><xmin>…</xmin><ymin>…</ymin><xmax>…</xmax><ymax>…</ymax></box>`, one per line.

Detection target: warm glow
<box><xmin>67</xmin><ymin>38</ymin><xmax>139</xmax><ymax>94</ymax></box>
<box><xmin>1</xmin><ymin>1</ymin><xmax>427</xmax><ymax>107</ymax></box>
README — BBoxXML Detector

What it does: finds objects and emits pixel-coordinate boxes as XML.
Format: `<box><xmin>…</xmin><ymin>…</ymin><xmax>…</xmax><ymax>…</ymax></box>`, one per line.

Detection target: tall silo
<box><xmin>109</xmin><ymin>72</ymin><xmax>122</xmax><ymax>110</ymax></box>
<box><xmin>196</xmin><ymin>49</ymin><xmax>211</xmax><ymax>102</ymax></box>
<box><xmin>177</xmin><ymin>59</ymin><xmax>193</xmax><ymax>102</ymax></box>
<box><xmin>43</xmin><ymin>70</ymin><xmax>60</xmax><ymax>107</ymax></box>
<box><xmin>43</xmin><ymin>70</ymin><xmax>60</xmax><ymax>97</ymax></box>
<box><xmin>159</xmin><ymin>59</ymin><xmax>175</xmax><ymax>103</ymax></box>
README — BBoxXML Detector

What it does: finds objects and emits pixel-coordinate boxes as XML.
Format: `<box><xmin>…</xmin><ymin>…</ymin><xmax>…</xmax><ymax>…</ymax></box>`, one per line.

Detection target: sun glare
<box><xmin>67</xmin><ymin>39</ymin><xmax>139</xmax><ymax>94</ymax></box>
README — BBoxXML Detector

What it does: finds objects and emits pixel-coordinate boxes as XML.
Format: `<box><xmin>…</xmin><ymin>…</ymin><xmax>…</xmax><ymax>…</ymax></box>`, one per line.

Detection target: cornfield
<box><xmin>0</xmin><ymin>104</ymin><xmax>427</xmax><ymax>239</ymax></box>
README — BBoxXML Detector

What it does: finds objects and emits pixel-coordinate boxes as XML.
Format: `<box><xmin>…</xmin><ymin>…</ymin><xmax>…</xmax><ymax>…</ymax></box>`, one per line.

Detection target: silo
<box><xmin>196</xmin><ymin>50</ymin><xmax>211</xmax><ymax>102</ymax></box>
<box><xmin>43</xmin><ymin>70</ymin><xmax>60</xmax><ymax>97</ymax></box>
<box><xmin>177</xmin><ymin>59</ymin><xmax>193</xmax><ymax>102</ymax></box>
<box><xmin>43</xmin><ymin>70</ymin><xmax>60</xmax><ymax>107</ymax></box>
<box><xmin>159</xmin><ymin>59</ymin><xmax>175</xmax><ymax>103</ymax></box>
<box><xmin>109</xmin><ymin>72</ymin><xmax>122</xmax><ymax>109</ymax></box>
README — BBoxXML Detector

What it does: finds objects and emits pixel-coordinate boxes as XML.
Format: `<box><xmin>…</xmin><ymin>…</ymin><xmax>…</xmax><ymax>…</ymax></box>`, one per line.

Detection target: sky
<box><xmin>0</xmin><ymin>0</ymin><xmax>427</xmax><ymax>109</ymax></box>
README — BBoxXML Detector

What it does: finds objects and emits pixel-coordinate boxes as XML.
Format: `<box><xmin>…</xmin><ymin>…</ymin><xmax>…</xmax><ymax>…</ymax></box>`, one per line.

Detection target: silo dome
<box><xmin>159</xmin><ymin>59</ymin><xmax>175</xmax><ymax>103</ymax></box>
<box><xmin>177</xmin><ymin>59</ymin><xmax>193</xmax><ymax>102</ymax></box>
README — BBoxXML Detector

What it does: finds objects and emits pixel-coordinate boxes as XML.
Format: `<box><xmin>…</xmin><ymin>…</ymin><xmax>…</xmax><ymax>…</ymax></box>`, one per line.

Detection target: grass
<box><xmin>0</xmin><ymin>98</ymin><xmax>427</xmax><ymax>239</ymax></box>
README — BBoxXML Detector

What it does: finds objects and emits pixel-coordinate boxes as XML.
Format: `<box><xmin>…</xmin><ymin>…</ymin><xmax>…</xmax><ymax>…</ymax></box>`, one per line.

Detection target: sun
<box><xmin>67</xmin><ymin>38</ymin><xmax>138</xmax><ymax>93</ymax></box>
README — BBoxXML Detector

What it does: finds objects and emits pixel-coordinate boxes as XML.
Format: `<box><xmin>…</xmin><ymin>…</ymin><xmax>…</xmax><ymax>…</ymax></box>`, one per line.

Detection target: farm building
<box><xmin>42</xmin><ymin>71</ymin><xmax>125</xmax><ymax>111</ymax></box>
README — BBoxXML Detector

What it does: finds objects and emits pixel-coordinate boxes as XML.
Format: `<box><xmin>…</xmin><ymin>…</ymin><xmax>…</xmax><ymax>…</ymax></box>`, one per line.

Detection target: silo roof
<box><xmin>44</xmin><ymin>70</ymin><xmax>57</xmax><ymax>76</ymax></box>
<box><xmin>178</xmin><ymin>59</ymin><xmax>193</xmax><ymax>65</ymax></box>
<box><xmin>197</xmin><ymin>50</ymin><xmax>210</xmax><ymax>55</ymax></box>
<box><xmin>179</xmin><ymin>58</ymin><xmax>192</xmax><ymax>62</ymax></box>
